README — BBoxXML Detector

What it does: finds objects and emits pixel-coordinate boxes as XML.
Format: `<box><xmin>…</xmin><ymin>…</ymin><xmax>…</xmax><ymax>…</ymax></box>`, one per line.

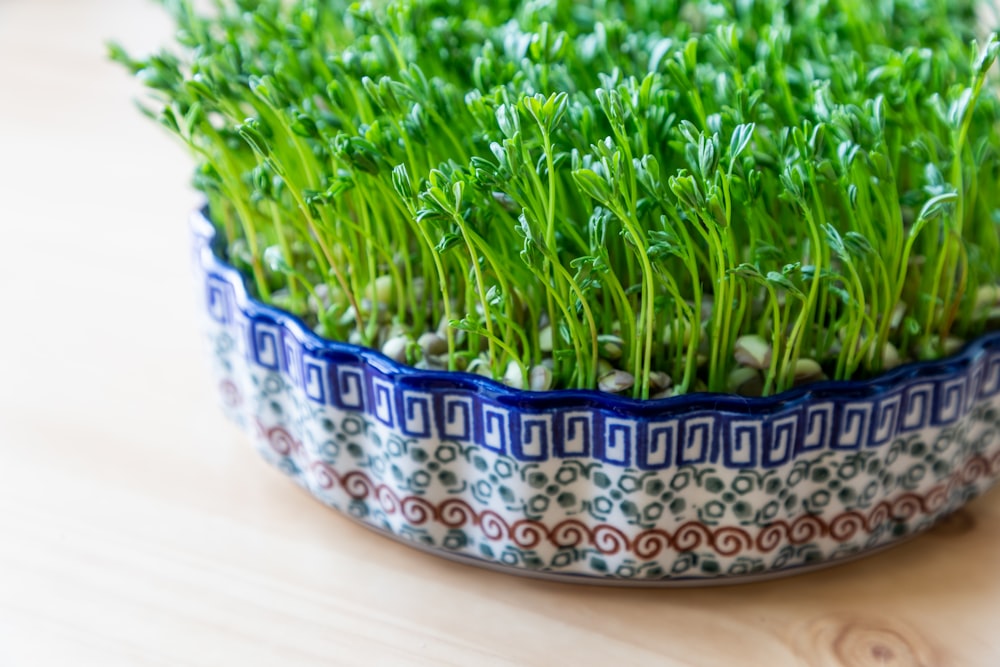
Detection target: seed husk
<box><xmin>467</xmin><ymin>355</ymin><xmax>492</xmax><ymax>377</ymax></box>
<box><xmin>598</xmin><ymin>369</ymin><xmax>635</xmax><ymax>394</ymax></box>
<box><xmin>598</xmin><ymin>335</ymin><xmax>624</xmax><ymax>361</ymax></box>
<box><xmin>649</xmin><ymin>371</ymin><xmax>673</xmax><ymax>392</ymax></box>
<box><xmin>734</xmin><ymin>335</ymin><xmax>772</xmax><ymax>370</ymax></box>
<box><xmin>727</xmin><ymin>367</ymin><xmax>763</xmax><ymax>397</ymax></box>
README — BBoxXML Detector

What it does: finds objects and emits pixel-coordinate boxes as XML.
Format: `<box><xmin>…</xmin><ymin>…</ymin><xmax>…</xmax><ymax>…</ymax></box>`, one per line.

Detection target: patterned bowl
<box><xmin>193</xmin><ymin>208</ymin><xmax>1000</xmax><ymax>585</ymax></box>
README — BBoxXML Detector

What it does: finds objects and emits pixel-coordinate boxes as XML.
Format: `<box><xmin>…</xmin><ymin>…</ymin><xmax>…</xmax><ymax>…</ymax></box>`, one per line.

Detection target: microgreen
<box><xmin>113</xmin><ymin>0</ymin><xmax>1000</xmax><ymax>397</ymax></box>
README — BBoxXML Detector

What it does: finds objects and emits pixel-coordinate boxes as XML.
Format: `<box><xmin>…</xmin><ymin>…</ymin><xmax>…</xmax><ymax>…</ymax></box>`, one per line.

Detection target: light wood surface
<box><xmin>2</xmin><ymin>2</ymin><xmax>1000</xmax><ymax>665</ymax></box>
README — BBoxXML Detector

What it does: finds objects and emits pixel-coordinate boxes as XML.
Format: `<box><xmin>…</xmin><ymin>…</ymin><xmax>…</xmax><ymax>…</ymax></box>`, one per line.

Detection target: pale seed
<box><xmin>503</xmin><ymin>361</ymin><xmax>525</xmax><ymax>388</ymax></box>
<box><xmin>794</xmin><ymin>357</ymin><xmax>823</xmax><ymax>382</ymax></box>
<box><xmin>700</xmin><ymin>298</ymin><xmax>714</xmax><ymax>322</ymax></box>
<box><xmin>381</xmin><ymin>335</ymin><xmax>409</xmax><ymax>363</ymax></box>
<box><xmin>339</xmin><ymin>305</ymin><xmax>359</xmax><ymax>326</ymax></box>
<box><xmin>976</xmin><ymin>284</ymin><xmax>1000</xmax><ymax>311</ymax></box>
<box><xmin>881</xmin><ymin>342</ymin><xmax>902</xmax><ymax>370</ymax></box>
<box><xmin>436</xmin><ymin>315</ymin><xmax>451</xmax><ymax>337</ymax></box>
<box><xmin>418</xmin><ymin>331</ymin><xmax>448</xmax><ymax>356</ymax></box>
<box><xmin>309</xmin><ymin>283</ymin><xmax>331</xmax><ymax>312</ymax></box>
<box><xmin>366</xmin><ymin>275</ymin><xmax>393</xmax><ymax>305</ymax></box>
<box><xmin>529</xmin><ymin>364</ymin><xmax>553</xmax><ymax>391</ymax></box>
<box><xmin>943</xmin><ymin>337</ymin><xmax>965</xmax><ymax>356</ymax></box>
<box><xmin>793</xmin><ymin>358</ymin><xmax>823</xmax><ymax>383</ymax></box>
<box><xmin>415</xmin><ymin>358</ymin><xmax>446</xmax><ymax>371</ymax></box>
<box><xmin>890</xmin><ymin>302</ymin><xmax>907</xmax><ymax>331</ymax></box>
<box><xmin>662</xmin><ymin>320</ymin><xmax>692</xmax><ymax>347</ymax></box>
<box><xmin>410</xmin><ymin>277</ymin><xmax>426</xmax><ymax>304</ymax></box>
<box><xmin>538</xmin><ymin>325</ymin><xmax>553</xmax><ymax>352</ymax></box>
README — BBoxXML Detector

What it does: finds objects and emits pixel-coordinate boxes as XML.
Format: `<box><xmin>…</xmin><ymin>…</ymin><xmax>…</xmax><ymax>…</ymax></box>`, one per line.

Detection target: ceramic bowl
<box><xmin>192</xmin><ymin>208</ymin><xmax>1000</xmax><ymax>585</ymax></box>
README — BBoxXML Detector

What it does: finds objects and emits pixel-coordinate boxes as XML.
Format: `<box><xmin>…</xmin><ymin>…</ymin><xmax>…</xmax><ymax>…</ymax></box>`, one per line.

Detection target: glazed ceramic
<box><xmin>193</xmin><ymin>208</ymin><xmax>1000</xmax><ymax>585</ymax></box>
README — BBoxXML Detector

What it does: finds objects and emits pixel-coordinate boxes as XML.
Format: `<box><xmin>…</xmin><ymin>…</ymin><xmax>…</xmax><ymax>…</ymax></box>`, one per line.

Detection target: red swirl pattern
<box><xmin>789</xmin><ymin>514</ymin><xmax>827</xmax><ymax>543</ymax></box>
<box><xmin>400</xmin><ymin>496</ymin><xmax>435</xmax><ymax>524</ymax></box>
<box><xmin>220</xmin><ymin>380</ymin><xmax>242</xmax><ymax>408</ymax></box>
<box><xmin>592</xmin><ymin>525</ymin><xmax>630</xmax><ymax>555</ymax></box>
<box><xmin>713</xmin><ymin>526</ymin><xmax>755</xmax><ymax>556</ymax></box>
<box><xmin>478</xmin><ymin>511</ymin><xmax>509</xmax><ymax>540</ymax></box>
<box><xmin>259</xmin><ymin>422</ymin><xmax>301</xmax><ymax>456</ymax></box>
<box><xmin>755</xmin><ymin>523</ymin><xmax>788</xmax><ymax>552</ymax></box>
<box><xmin>510</xmin><ymin>520</ymin><xmax>546</xmax><ymax>550</ymax></box>
<box><xmin>258</xmin><ymin>425</ymin><xmax>1000</xmax><ymax>561</ymax></box>
<box><xmin>673</xmin><ymin>522</ymin><xmax>713</xmax><ymax>552</ymax></box>
<box><xmin>923</xmin><ymin>485</ymin><xmax>950</xmax><ymax>513</ymax></box>
<box><xmin>633</xmin><ymin>530</ymin><xmax>672</xmax><ymax>559</ymax></box>
<box><xmin>438</xmin><ymin>498</ymin><xmax>477</xmax><ymax>527</ymax></box>
<box><xmin>867</xmin><ymin>502</ymin><xmax>891</xmax><ymax>530</ymax></box>
<box><xmin>375</xmin><ymin>485</ymin><xmax>400</xmax><ymax>515</ymax></box>
<box><xmin>829</xmin><ymin>512</ymin><xmax>867</xmax><ymax>542</ymax></box>
<box><xmin>891</xmin><ymin>494</ymin><xmax>924</xmax><ymax>521</ymax></box>
<box><xmin>310</xmin><ymin>461</ymin><xmax>338</xmax><ymax>490</ymax></box>
<box><xmin>550</xmin><ymin>520</ymin><xmax>590</xmax><ymax>548</ymax></box>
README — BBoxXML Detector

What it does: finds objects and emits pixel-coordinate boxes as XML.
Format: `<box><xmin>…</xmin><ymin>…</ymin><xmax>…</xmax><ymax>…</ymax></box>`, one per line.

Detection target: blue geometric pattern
<box><xmin>199</xmin><ymin>232</ymin><xmax>1000</xmax><ymax>472</ymax></box>
<box><xmin>192</xmin><ymin>211</ymin><xmax>1000</xmax><ymax>584</ymax></box>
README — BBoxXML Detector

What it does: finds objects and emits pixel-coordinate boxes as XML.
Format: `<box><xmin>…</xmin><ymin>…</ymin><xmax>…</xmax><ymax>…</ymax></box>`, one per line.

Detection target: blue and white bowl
<box><xmin>193</xmin><ymin>208</ymin><xmax>1000</xmax><ymax>585</ymax></box>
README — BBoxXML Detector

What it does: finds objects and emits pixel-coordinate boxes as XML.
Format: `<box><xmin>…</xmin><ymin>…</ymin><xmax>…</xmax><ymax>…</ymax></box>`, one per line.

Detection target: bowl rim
<box><xmin>193</xmin><ymin>205</ymin><xmax>1000</xmax><ymax>417</ymax></box>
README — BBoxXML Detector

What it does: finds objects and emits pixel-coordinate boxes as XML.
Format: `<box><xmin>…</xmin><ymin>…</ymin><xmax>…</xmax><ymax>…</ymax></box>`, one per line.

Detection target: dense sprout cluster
<box><xmin>113</xmin><ymin>0</ymin><xmax>1000</xmax><ymax>398</ymax></box>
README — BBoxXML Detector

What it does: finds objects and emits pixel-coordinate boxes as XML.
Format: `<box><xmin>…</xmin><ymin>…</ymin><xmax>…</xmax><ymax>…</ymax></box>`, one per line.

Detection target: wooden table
<box><xmin>2</xmin><ymin>2</ymin><xmax>999</xmax><ymax>665</ymax></box>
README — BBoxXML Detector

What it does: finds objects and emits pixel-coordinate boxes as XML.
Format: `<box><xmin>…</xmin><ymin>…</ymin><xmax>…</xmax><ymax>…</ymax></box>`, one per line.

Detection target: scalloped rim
<box><xmin>193</xmin><ymin>206</ymin><xmax>1000</xmax><ymax>416</ymax></box>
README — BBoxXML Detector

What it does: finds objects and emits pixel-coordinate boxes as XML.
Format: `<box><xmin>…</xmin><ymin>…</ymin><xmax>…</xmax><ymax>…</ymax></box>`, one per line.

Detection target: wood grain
<box><xmin>1</xmin><ymin>2</ymin><xmax>999</xmax><ymax>665</ymax></box>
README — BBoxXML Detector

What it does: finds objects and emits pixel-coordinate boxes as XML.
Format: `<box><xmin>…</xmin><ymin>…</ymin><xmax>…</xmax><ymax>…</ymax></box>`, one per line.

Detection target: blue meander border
<box><xmin>194</xmin><ymin>207</ymin><xmax>1000</xmax><ymax>470</ymax></box>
